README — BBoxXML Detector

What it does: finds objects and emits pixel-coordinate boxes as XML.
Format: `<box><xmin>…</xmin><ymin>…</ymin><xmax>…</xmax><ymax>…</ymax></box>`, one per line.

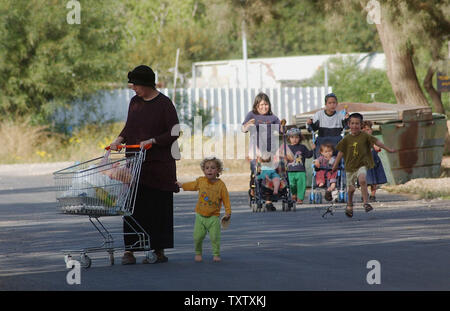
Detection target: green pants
<box><xmin>287</xmin><ymin>171</ymin><xmax>307</xmax><ymax>200</ymax></box>
<box><xmin>194</xmin><ymin>214</ymin><xmax>221</xmax><ymax>256</ymax></box>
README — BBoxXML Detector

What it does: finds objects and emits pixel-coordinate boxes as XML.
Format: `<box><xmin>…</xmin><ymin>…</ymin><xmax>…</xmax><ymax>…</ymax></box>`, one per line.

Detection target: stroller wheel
<box><xmin>287</xmin><ymin>201</ymin><xmax>293</xmax><ymax>211</ymax></box>
<box><xmin>315</xmin><ymin>193</ymin><xmax>322</xmax><ymax>204</ymax></box>
<box><xmin>257</xmin><ymin>202</ymin><xmax>263</xmax><ymax>212</ymax></box>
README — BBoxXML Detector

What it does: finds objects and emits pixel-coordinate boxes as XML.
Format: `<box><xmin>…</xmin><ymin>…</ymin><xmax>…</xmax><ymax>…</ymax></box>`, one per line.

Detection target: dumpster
<box><xmin>293</xmin><ymin>103</ymin><xmax>448</xmax><ymax>186</ymax></box>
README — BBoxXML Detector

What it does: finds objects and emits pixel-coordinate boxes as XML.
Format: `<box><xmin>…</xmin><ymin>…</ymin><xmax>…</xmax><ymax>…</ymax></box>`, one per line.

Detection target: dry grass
<box><xmin>383</xmin><ymin>177</ymin><xmax>450</xmax><ymax>199</ymax></box>
<box><xmin>0</xmin><ymin>117</ymin><xmax>62</xmax><ymax>164</ymax></box>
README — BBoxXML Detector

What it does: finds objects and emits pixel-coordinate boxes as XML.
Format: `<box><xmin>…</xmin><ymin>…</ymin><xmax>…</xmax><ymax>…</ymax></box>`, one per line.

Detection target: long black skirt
<box><xmin>123</xmin><ymin>184</ymin><xmax>174</xmax><ymax>251</ymax></box>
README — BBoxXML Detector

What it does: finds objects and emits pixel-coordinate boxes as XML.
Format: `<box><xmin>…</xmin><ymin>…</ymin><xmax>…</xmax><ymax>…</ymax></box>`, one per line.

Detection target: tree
<box><xmin>123</xmin><ymin>0</ymin><xmax>229</xmax><ymax>88</ymax></box>
<box><xmin>325</xmin><ymin>0</ymin><xmax>450</xmax><ymax>111</ymax></box>
<box><xmin>0</xmin><ymin>0</ymin><xmax>127</xmax><ymax>122</ymax></box>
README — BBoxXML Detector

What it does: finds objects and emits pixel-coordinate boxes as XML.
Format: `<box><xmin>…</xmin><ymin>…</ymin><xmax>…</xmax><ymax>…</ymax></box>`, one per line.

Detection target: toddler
<box><xmin>257</xmin><ymin>152</ymin><xmax>281</xmax><ymax>211</ymax></box>
<box><xmin>314</xmin><ymin>143</ymin><xmax>338</xmax><ymax>201</ymax></box>
<box><xmin>176</xmin><ymin>157</ymin><xmax>231</xmax><ymax>262</ymax></box>
<box><xmin>281</xmin><ymin>128</ymin><xmax>313</xmax><ymax>204</ymax></box>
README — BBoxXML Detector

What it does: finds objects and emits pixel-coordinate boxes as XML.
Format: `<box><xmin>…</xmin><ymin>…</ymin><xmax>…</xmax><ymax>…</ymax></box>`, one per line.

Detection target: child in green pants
<box><xmin>280</xmin><ymin>128</ymin><xmax>314</xmax><ymax>204</ymax></box>
<box><xmin>176</xmin><ymin>157</ymin><xmax>231</xmax><ymax>262</ymax></box>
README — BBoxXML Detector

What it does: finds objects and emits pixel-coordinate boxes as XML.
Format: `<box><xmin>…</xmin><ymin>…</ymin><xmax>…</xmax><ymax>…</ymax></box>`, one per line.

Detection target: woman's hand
<box><xmin>140</xmin><ymin>138</ymin><xmax>155</xmax><ymax>149</ymax></box>
<box><xmin>175</xmin><ymin>181</ymin><xmax>183</xmax><ymax>188</ymax></box>
<box><xmin>109</xmin><ymin>137</ymin><xmax>124</xmax><ymax>151</ymax></box>
<box><xmin>245</xmin><ymin>119</ymin><xmax>255</xmax><ymax>128</ymax></box>
<box><xmin>222</xmin><ymin>214</ymin><xmax>231</xmax><ymax>221</ymax></box>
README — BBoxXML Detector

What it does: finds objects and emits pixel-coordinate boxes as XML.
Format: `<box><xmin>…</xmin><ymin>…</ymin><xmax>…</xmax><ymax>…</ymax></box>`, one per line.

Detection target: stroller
<box><xmin>308</xmin><ymin>125</ymin><xmax>347</xmax><ymax>205</ymax></box>
<box><xmin>248</xmin><ymin>121</ymin><xmax>297</xmax><ymax>213</ymax></box>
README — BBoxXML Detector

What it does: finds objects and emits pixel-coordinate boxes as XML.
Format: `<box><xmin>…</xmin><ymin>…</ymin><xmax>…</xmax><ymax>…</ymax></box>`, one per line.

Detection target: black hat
<box><xmin>128</xmin><ymin>65</ymin><xmax>156</xmax><ymax>87</ymax></box>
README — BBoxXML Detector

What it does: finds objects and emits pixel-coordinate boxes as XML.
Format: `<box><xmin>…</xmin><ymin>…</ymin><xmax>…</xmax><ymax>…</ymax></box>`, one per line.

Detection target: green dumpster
<box><xmin>376</xmin><ymin>113</ymin><xmax>448</xmax><ymax>185</ymax></box>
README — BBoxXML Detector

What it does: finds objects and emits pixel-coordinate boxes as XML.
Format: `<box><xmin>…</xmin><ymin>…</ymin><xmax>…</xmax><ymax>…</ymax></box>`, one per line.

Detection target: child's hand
<box><xmin>222</xmin><ymin>214</ymin><xmax>231</xmax><ymax>221</ymax></box>
<box><xmin>175</xmin><ymin>181</ymin><xmax>183</xmax><ymax>188</ymax></box>
<box><xmin>306</xmin><ymin>118</ymin><xmax>313</xmax><ymax>125</ymax></box>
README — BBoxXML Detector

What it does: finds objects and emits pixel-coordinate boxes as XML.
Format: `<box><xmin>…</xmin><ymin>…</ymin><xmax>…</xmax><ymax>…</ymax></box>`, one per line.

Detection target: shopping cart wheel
<box><xmin>144</xmin><ymin>251</ymin><xmax>157</xmax><ymax>264</ymax></box>
<box><xmin>64</xmin><ymin>254</ymin><xmax>72</xmax><ymax>264</ymax></box>
<box><xmin>80</xmin><ymin>254</ymin><xmax>92</xmax><ymax>269</ymax></box>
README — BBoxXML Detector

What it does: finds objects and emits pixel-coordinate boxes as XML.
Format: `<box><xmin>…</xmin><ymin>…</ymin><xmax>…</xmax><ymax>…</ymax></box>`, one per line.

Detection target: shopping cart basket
<box><xmin>53</xmin><ymin>144</ymin><xmax>154</xmax><ymax>268</ymax></box>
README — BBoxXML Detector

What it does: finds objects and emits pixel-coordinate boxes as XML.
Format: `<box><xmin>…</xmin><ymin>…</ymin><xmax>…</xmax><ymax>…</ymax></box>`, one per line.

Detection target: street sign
<box><xmin>437</xmin><ymin>71</ymin><xmax>450</xmax><ymax>92</ymax></box>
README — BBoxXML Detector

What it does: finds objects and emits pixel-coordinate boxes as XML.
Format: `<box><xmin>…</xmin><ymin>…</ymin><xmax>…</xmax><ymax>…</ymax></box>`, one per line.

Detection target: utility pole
<box><xmin>242</xmin><ymin>20</ymin><xmax>249</xmax><ymax>93</ymax></box>
<box><xmin>173</xmin><ymin>48</ymin><xmax>180</xmax><ymax>104</ymax></box>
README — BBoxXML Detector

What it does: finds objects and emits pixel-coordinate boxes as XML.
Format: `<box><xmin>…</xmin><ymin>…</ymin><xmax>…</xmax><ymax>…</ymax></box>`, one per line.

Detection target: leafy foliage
<box><xmin>301</xmin><ymin>56</ymin><xmax>396</xmax><ymax>104</ymax></box>
<box><xmin>0</xmin><ymin>0</ymin><xmax>127</xmax><ymax>122</ymax></box>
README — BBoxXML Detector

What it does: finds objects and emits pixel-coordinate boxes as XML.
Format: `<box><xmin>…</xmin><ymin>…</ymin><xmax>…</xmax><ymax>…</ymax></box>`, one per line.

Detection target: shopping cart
<box><xmin>53</xmin><ymin>144</ymin><xmax>154</xmax><ymax>268</ymax></box>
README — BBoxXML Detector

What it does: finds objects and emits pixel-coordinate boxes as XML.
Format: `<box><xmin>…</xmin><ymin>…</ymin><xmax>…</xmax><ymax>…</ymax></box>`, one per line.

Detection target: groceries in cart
<box><xmin>54</xmin><ymin>144</ymin><xmax>150</xmax><ymax>268</ymax></box>
<box><xmin>57</xmin><ymin>150</ymin><xmax>134</xmax><ymax>214</ymax></box>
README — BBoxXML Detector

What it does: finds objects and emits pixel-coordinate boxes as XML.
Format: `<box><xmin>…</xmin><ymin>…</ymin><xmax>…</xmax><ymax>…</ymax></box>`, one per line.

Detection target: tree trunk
<box><xmin>423</xmin><ymin>62</ymin><xmax>445</xmax><ymax>114</ymax></box>
<box><xmin>374</xmin><ymin>6</ymin><xmax>429</xmax><ymax>107</ymax></box>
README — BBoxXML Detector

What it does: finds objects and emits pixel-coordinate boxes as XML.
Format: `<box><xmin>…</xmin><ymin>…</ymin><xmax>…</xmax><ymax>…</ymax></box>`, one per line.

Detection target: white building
<box><xmin>190</xmin><ymin>52</ymin><xmax>386</xmax><ymax>89</ymax></box>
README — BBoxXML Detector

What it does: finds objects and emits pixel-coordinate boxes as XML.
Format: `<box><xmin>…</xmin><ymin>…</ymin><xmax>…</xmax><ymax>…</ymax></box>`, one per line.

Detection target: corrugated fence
<box><xmin>56</xmin><ymin>86</ymin><xmax>332</xmax><ymax>130</ymax></box>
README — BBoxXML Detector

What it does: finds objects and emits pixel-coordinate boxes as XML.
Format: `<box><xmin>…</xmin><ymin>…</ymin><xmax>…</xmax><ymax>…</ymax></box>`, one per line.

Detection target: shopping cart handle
<box><xmin>105</xmin><ymin>144</ymin><xmax>152</xmax><ymax>150</ymax></box>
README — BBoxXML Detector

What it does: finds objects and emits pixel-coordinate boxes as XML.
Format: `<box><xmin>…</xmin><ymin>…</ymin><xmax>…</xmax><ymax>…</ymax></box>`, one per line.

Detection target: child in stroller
<box><xmin>249</xmin><ymin>151</ymin><xmax>295</xmax><ymax>212</ymax></box>
<box><xmin>310</xmin><ymin>142</ymin><xmax>347</xmax><ymax>204</ymax></box>
<box><xmin>314</xmin><ymin>143</ymin><xmax>338</xmax><ymax>202</ymax></box>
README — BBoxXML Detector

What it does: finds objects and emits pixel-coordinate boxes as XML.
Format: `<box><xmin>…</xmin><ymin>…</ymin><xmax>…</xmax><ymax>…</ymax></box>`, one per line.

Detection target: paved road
<box><xmin>0</xmin><ymin>173</ymin><xmax>449</xmax><ymax>291</ymax></box>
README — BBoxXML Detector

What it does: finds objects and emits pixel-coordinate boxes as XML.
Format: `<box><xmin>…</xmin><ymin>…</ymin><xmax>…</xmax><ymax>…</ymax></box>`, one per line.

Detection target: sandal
<box><xmin>364</xmin><ymin>203</ymin><xmax>373</xmax><ymax>213</ymax></box>
<box><xmin>345</xmin><ymin>203</ymin><xmax>354</xmax><ymax>218</ymax></box>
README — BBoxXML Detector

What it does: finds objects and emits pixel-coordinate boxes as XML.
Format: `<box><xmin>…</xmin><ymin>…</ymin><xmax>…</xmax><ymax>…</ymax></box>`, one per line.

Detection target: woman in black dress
<box><xmin>110</xmin><ymin>65</ymin><xmax>180</xmax><ymax>264</ymax></box>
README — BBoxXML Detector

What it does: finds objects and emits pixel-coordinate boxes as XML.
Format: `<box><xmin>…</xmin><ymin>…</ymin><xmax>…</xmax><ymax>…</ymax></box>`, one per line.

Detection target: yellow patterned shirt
<box><xmin>182</xmin><ymin>177</ymin><xmax>231</xmax><ymax>217</ymax></box>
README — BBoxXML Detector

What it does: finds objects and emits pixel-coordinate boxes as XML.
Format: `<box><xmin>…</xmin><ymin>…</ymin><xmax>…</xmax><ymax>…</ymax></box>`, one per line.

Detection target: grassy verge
<box><xmin>382</xmin><ymin>178</ymin><xmax>450</xmax><ymax>200</ymax></box>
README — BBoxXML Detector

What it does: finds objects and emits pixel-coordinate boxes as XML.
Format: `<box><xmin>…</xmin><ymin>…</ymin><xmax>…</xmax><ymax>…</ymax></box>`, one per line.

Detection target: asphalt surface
<box><xmin>0</xmin><ymin>173</ymin><xmax>449</xmax><ymax>291</ymax></box>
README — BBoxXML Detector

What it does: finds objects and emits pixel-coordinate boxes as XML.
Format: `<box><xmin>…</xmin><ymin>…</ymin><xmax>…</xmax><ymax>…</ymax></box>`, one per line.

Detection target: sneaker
<box><xmin>121</xmin><ymin>251</ymin><xmax>136</xmax><ymax>265</ymax></box>
<box><xmin>369</xmin><ymin>195</ymin><xmax>376</xmax><ymax>202</ymax></box>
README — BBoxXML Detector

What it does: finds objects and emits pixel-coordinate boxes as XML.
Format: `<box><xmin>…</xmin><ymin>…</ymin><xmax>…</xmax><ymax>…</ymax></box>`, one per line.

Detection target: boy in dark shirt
<box><xmin>280</xmin><ymin>128</ymin><xmax>314</xmax><ymax>204</ymax></box>
<box><xmin>332</xmin><ymin>113</ymin><xmax>395</xmax><ymax>218</ymax></box>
